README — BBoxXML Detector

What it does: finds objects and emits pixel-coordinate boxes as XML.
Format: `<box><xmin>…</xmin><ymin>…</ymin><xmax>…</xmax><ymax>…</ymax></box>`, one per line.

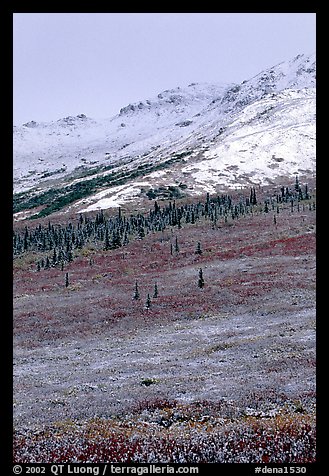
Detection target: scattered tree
<box><xmin>153</xmin><ymin>283</ymin><xmax>158</xmax><ymax>298</ymax></box>
<box><xmin>250</xmin><ymin>187</ymin><xmax>257</xmax><ymax>205</ymax></box>
<box><xmin>133</xmin><ymin>281</ymin><xmax>140</xmax><ymax>300</ymax></box>
<box><xmin>145</xmin><ymin>293</ymin><xmax>151</xmax><ymax>309</ymax></box>
<box><xmin>198</xmin><ymin>268</ymin><xmax>205</xmax><ymax>288</ymax></box>
<box><xmin>175</xmin><ymin>236</ymin><xmax>179</xmax><ymax>253</ymax></box>
<box><xmin>195</xmin><ymin>242</ymin><xmax>202</xmax><ymax>255</ymax></box>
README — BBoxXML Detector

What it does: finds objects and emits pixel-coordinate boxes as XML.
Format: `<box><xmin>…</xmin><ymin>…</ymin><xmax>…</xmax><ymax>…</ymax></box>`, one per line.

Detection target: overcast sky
<box><xmin>13</xmin><ymin>12</ymin><xmax>316</xmax><ymax>125</ymax></box>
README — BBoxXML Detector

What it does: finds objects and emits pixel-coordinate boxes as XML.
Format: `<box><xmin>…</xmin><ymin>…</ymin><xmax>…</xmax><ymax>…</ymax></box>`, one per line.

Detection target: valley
<box><xmin>13</xmin><ymin>183</ymin><xmax>316</xmax><ymax>463</ymax></box>
<box><xmin>13</xmin><ymin>51</ymin><xmax>316</xmax><ymax>463</ymax></box>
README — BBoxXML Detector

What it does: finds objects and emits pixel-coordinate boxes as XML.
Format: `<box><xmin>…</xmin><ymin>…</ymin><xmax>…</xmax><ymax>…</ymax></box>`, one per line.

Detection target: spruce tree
<box><xmin>52</xmin><ymin>247</ymin><xmax>57</xmax><ymax>265</ymax></box>
<box><xmin>250</xmin><ymin>187</ymin><xmax>257</xmax><ymax>205</ymax></box>
<box><xmin>198</xmin><ymin>268</ymin><xmax>204</xmax><ymax>288</ymax></box>
<box><xmin>145</xmin><ymin>293</ymin><xmax>151</xmax><ymax>309</ymax></box>
<box><xmin>195</xmin><ymin>242</ymin><xmax>202</xmax><ymax>255</ymax></box>
<box><xmin>23</xmin><ymin>227</ymin><xmax>29</xmax><ymax>251</ymax></box>
<box><xmin>153</xmin><ymin>283</ymin><xmax>158</xmax><ymax>298</ymax></box>
<box><xmin>65</xmin><ymin>272</ymin><xmax>69</xmax><ymax>288</ymax></box>
<box><xmin>104</xmin><ymin>229</ymin><xmax>111</xmax><ymax>251</ymax></box>
<box><xmin>123</xmin><ymin>232</ymin><xmax>129</xmax><ymax>246</ymax></box>
<box><xmin>304</xmin><ymin>183</ymin><xmax>309</xmax><ymax>200</ymax></box>
<box><xmin>111</xmin><ymin>230</ymin><xmax>122</xmax><ymax>249</ymax></box>
<box><xmin>67</xmin><ymin>250</ymin><xmax>73</xmax><ymax>263</ymax></box>
<box><xmin>154</xmin><ymin>201</ymin><xmax>160</xmax><ymax>215</ymax></box>
<box><xmin>175</xmin><ymin>236</ymin><xmax>179</xmax><ymax>253</ymax></box>
<box><xmin>138</xmin><ymin>226</ymin><xmax>145</xmax><ymax>239</ymax></box>
<box><xmin>133</xmin><ymin>281</ymin><xmax>140</xmax><ymax>300</ymax></box>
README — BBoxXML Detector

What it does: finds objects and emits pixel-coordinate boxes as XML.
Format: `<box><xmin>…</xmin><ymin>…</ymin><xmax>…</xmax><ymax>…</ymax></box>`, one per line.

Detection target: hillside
<box><xmin>13</xmin><ymin>52</ymin><xmax>316</xmax><ymax>464</ymax></box>
<box><xmin>13</xmin><ymin>182</ymin><xmax>316</xmax><ymax>463</ymax></box>
<box><xmin>13</xmin><ymin>53</ymin><xmax>315</xmax><ymax>220</ymax></box>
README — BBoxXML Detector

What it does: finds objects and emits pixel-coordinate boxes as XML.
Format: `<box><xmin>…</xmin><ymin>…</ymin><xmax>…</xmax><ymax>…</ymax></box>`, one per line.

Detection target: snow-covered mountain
<box><xmin>13</xmin><ymin>53</ymin><xmax>315</xmax><ymax>215</ymax></box>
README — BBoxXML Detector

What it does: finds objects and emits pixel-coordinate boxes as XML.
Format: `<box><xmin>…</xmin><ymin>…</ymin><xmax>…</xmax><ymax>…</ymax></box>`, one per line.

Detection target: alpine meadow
<box><xmin>13</xmin><ymin>53</ymin><xmax>316</xmax><ymax>464</ymax></box>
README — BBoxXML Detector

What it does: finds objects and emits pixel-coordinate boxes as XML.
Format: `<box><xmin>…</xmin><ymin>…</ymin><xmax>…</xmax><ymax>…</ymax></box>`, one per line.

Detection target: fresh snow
<box><xmin>13</xmin><ymin>53</ymin><xmax>316</xmax><ymax>212</ymax></box>
<box><xmin>76</xmin><ymin>182</ymin><xmax>153</xmax><ymax>212</ymax></box>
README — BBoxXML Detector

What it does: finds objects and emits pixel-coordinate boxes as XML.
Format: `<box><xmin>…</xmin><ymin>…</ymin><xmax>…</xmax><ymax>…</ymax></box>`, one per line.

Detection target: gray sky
<box><xmin>13</xmin><ymin>12</ymin><xmax>316</xmax><ymax>125</ymax></box>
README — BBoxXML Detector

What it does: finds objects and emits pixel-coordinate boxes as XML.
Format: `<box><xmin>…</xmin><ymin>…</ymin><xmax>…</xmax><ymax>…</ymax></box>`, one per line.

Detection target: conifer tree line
<box><xmin>13</xmin><ymin>178</ymin><xmax>313</xmax><ymax>269</ymax></box>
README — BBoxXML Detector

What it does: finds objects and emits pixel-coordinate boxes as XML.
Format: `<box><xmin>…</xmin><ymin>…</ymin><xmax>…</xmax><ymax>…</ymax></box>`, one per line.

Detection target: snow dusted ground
<box><xmin>13</xmin><ymin>183</ymin><xmax>316</xmax><ymax>462</ymax></box>
<box><xmin>13</xmin><ymin>83</ymin><xmax>229</xmax><ymax>194</ymax></box>
<box><xmin>13</xmin><ymin>305</ymin><xmax>315</xmax><ymax>430</ymax></box>
<box><xmin>13</xmin><ymin>206</ymin><xmax>316</xmax><ymax>430</ymax></box>
<box><xmin>59</xmin><ymin>87</ymin><xmax>315</xmax><ymax>214</ymax></box>
<box><xmin>183</xmin><ymin>89</ymin><xmax>315</xmax><ymax>188</ymax></box>
<box><xmin>13</xmin><ymin>53</ymin><xmax>316</xmax><ymax>215</ymax></box>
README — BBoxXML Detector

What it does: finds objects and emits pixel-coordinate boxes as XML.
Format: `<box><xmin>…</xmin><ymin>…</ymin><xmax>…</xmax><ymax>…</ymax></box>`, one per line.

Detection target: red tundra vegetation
<box><xmin>13</xmin><ymin>182</ymin><xmax>316</xmax><ymax>463</ymax></box>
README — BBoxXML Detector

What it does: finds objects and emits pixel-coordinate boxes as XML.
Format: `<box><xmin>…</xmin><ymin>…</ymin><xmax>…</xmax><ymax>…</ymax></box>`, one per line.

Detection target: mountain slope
<box><xmin>13</xmin><ymin>53</ymin><xmax>316</xmax><ymax>217</ymax></box>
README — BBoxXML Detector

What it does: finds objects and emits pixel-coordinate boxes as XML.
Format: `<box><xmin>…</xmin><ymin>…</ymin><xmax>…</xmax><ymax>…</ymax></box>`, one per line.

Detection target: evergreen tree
<box><xmin>154</xmin><ymin>201</ymin><xmax>160</xmax><ymax>214</ymax></box>
<box><xmin>65</xmin><ymin>272</ymin><xmax>69</xmax><ymax>288</ymax></box>
<box><xmin>111</xmin><ymin>230</ymin><xmax>122</xmax><ymax>249</ymax></box>
<box><xmin>175</xmin><ymin>236</ymin><xmax>179</xmax><ymax>253</ymax></box>
<box><xmin>145</xmin><ymin>293</ymin><xmax>151</xmax><ymax>309</ymax></box>
<box><xmin>52</xmin><ymin>247</ymin><xmax>57</xmax><ymax>265</ymax></box>
<box><xmin>123</xmin><ymin>232</ymin><xmax>129</xmax><ymax>246</ymax></box>
<box><xmin>153</xmin><ymin>283</ymin><xmax>158</xmax><ymax>298</ymax></box>
<box><xmin>250</xmin><ymin>187</ymin><xmax>257</xmax><ymax>205</ymax></box>
<box><xmin>104</xmin><ymin>229</ymin><xmax>111</xmax><ymax>251</ymax></box>
<box><xmin>304</xmin><ymin>183</ymin><xmax>309</xmax><ymax>200</ymax></box>
<box><xmin>205</xmin><ymin>192</ymin><xmax>210</xmax><ymax>215</ymax></box>
<box><xmin>133</xmin><ymin>281</ymin><xmax>140</xmax><ymax>300</ymax></box>
<box><xmin>23</xmin><ymin>227</ymin><xmax>29</xmax><ymax>251</ymax></box>
<box><xmin>138</xmin><ymin>226</ymin><xmax>145</xmax><ymax>239</ymax></box>
<box><xmin>195</xmin><ymin>242</ymin><xmax>202</xmax><ymax>255</ymax></box>
<box><xmin>67</xmin><ymin>249</ymin><xmax>73</xmax><ymax>263</ymax></box>
<box><xmin>198</xmin><ymin>268</ymin><xmax>204</xmax><ymax>288</ymax></box>
<box><xmin>253</xmin><ymin>188</ymin><xmax>257</xmax><ymax>205</ymax></box>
